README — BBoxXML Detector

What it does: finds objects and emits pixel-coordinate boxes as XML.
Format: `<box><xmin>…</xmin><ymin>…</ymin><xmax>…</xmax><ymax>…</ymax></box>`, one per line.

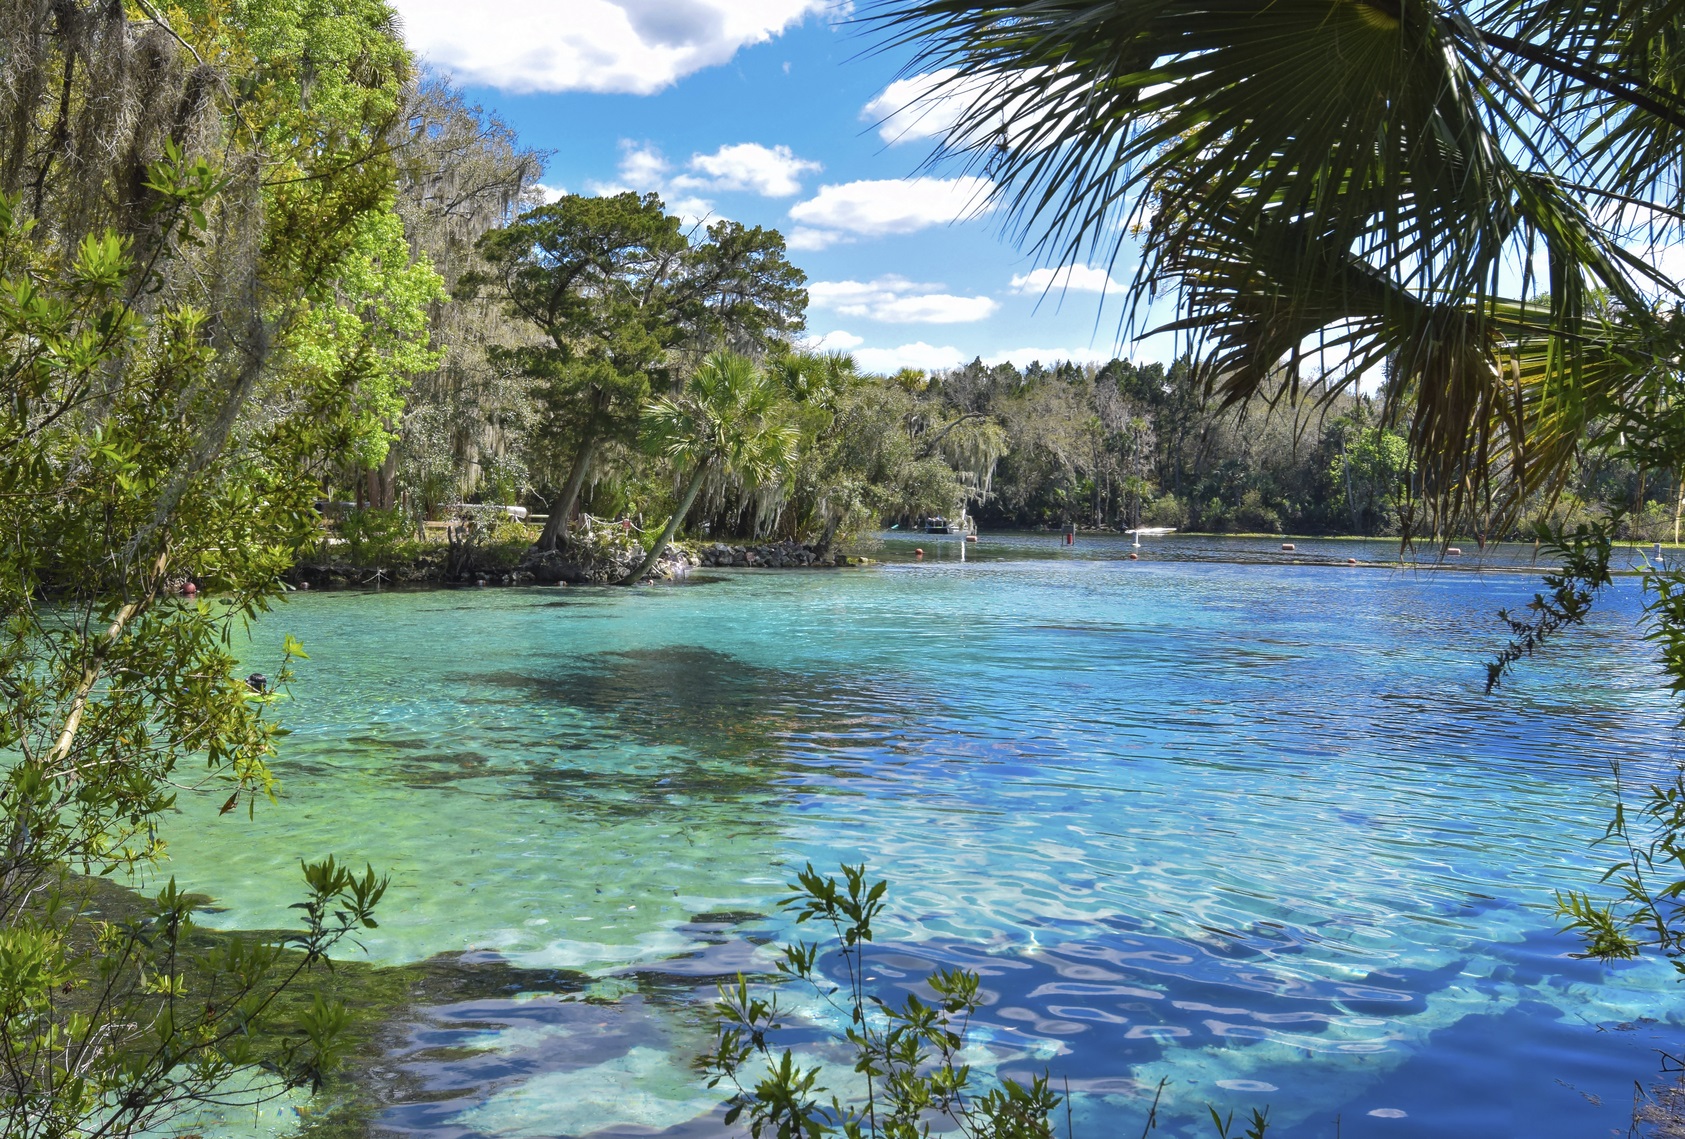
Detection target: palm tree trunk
<box><xmin>536</xmin><ymin>435</ymin><xmax>598</xmax><ymax>553</ymax></box>
<box><xmin>618</xmin><ymin>462</ymin><xmax>710</xmax><ymax>586</ymax></box>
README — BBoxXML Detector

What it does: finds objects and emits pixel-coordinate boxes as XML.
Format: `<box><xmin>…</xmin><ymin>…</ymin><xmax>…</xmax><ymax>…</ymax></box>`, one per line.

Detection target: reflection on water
<box><xmin>160</xmin><ymin>543</ymin><xmax>1685</xmax><ymax>1137</ymax></box>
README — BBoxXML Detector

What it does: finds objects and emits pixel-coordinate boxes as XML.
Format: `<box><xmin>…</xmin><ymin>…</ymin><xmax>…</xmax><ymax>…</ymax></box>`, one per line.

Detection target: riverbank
<box><xmin>284</xmin><ymin>533</ymin><xmax>873</xmax><ymax>590</ymax></box>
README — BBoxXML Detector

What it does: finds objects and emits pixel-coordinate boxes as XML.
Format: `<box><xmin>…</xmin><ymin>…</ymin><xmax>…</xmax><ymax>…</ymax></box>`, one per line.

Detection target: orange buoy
<box><xmin>1129</xmin><ymin>552</ymin><xmax>1139</xmax><ymax>560</ymax></box>
<box><xmin>1281</xmin><ymin>543</ymin><xmax>1296</xmax><ymax>552</ymax></box>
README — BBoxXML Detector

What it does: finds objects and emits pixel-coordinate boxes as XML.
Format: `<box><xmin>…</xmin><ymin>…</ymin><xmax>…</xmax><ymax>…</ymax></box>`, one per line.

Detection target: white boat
<box><xmin>923</xmin><ymin>511</ymin><xmax>975</xmax><ymax>535</ymax></box>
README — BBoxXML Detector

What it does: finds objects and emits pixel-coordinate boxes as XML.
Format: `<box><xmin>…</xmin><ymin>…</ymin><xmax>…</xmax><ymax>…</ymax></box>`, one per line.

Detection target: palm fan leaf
<box><xmin>868</xmin><ymin>0</ymin><xmax>1685</xmax><ymax>529</ymax></box>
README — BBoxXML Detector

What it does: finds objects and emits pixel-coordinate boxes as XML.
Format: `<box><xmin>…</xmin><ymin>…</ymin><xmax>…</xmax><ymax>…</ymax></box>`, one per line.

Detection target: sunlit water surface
<box><xmin>168</xmin><ymin>534</ymin><xmax>1685</xmax><ymax>1137</ymax></box>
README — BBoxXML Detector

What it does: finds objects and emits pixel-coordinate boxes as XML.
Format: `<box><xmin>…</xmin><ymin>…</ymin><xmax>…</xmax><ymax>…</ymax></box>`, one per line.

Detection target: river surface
<box><xmin>168</xmin><ymin>533</ymin><xmax>1685</xmax><ymax>1138</ymax></box>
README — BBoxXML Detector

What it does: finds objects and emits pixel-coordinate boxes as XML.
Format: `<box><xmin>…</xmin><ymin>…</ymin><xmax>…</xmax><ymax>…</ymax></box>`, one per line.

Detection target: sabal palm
<box><xmin>620</xmin><ymin>353</ymin><xmax>800</xmax><ymax>584</ymax></box>
<box><xmin>872</xmin><ymin>0</ymin><xmax>1685</xmax><ymax>531</ymax></box>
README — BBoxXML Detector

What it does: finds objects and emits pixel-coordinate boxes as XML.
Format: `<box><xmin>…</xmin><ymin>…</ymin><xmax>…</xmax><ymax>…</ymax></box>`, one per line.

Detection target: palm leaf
<box><xmin>868</xmin><ymin>0</ymin><xmax>1685</xmax><ymax>527</ymax></box>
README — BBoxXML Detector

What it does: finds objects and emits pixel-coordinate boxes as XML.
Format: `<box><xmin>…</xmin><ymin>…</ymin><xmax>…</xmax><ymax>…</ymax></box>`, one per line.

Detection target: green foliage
<box><xmin>1209</xmin><ymin>1106</ymin><xmax>1271</xmax><ymax>1139</ymax></box>
<box><xmin>1554</xmin><ymin>558</ymin><xmax>1685</xmax><ymax>971</ymax></box>
<box><xmin>1330</xmin><ymin>426</ymin><xmax>1412</xmax><ymax>535</ymax></box>
<box><xmin>335</xmin><ymin>508</ymin><xmax>415</xmax><ymax>567</ymax></box>
<box><xmin>1484</xmin><ymin>522</ymin><xmax>1615</xmax><ymax>693</ymax></box>
<box><xmin>698</xmin><ymin>864</ymin><xmax>1062</xmax><ymax>1139</ymax></box>
<box><xmin>289</xmin><ymin>208</ymin><xmax>446</xmax><ymax>468</ymax></box>
<box><xmin>621</xmin><ymin>352</ymin><xmax>800</xmax><ymax>583</ymax></box>
<box><xmin>0</xmin><ymin>0</ymin><xmax>419</xmax><ymax>1131</ymax></box>
<box><xmin>474</xmin><ymin>191</ymin><xmax>807</xmax><ymax>550</ymax></box>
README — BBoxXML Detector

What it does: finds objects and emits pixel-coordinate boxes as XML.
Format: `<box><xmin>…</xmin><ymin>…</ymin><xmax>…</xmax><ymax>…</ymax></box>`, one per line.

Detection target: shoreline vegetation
<box><xmin>277</xmin><ymin>517</ymin><xmax>1680</xmax><ymax>592</ymax></box>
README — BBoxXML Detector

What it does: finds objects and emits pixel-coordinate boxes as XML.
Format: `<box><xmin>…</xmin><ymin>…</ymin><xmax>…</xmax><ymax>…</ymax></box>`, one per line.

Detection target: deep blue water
<box><xmin>169</xmin><ymin>534</ymin><xmax>1685</xmax><ymax>1137</ymax></box>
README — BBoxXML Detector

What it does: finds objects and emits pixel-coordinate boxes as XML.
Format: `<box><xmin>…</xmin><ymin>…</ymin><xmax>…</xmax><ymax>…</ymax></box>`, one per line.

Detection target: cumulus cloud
<box><xmin>1010</xmin><ymin>265</ymin><xmax>1122</xmax><ymax>294</ymax></box>
<box><xmin>809</xmin><ymin>330</ymin><xmax>864</xmax><ymax>352</ymax></box>
<box><xmin>535</xmin><ymin>184</ymin><xmax>568</xmax><ymax>204</ymax></box>
<box><xmin>808</xmin><ymin>276</ymin><xmax>998</xmax><ymax>324</ymax></box>
<box><xmin>588</xmin><ymin>141</ymin><xmax>816</xmax><ymax>225</ymax></box>
<box><xmin>982</xmin><ymin>346</ymin><xmax>1115</xmax><ymax>367</ymax></box>
<box><xmin>862</xmin><ymin>68</ymin><xmax>1078</xmax><ymax>150</ymax></box>
<box><xmin>855</xmin><ymin>343</ymin><xmax>967</xmax><ymax>374</ymax></box>
<box><xmin>392</xmin><ymin>0</ymin><xmax>829</xmax><ymax>95</ymax></box>
<box><xmin>787</xmin><ymin>227</ymin><xmax>850</xmax><ymax>251</ymax></box>
<box><xmin>674</xmin><ymin>143</ymin><xmax>820</xmax><ymax>197</ymax></box>
<box><xmin>787</xmin><ymin>177</ymin><xmax>993</xmax><ymax>246</ymax></box>
<box><xmin>862</xmin><ymin>70</ymin><xmax>969</xmax><ymax>145</ymax></box>
<box><xmin>618</xmin><ymin>143</ymin><xmax>670</xmax><ymax>188</ymax></box>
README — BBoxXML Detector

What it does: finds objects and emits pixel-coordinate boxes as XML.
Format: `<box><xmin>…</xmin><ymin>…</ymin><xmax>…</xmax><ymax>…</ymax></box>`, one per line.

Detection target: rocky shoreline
<box><xmin>695</xmin><ymin>540</ymin><xmax>866</xmax><ymax>570</ymax></box>
<box><xmin>285</xmin><ymin>537</ymin><xmax>870</xmax><ymax>590</ymax></box>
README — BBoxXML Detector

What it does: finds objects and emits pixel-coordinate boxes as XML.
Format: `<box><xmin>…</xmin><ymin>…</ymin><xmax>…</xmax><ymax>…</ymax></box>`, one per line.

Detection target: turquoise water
<box><xmin>166</xmin><ymin>534</ymin><xmax>1685</xmax><ymax>1137</ymax></box>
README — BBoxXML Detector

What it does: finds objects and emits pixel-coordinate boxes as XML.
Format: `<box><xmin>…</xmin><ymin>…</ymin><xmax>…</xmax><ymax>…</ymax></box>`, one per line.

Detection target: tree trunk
<box><xmin>814</xmin><ymin>513</ymin><xmax>840</xmax><ymax>560</ymax></box>
<box><xmin>1675</xmin><ymin>473</ymin><xmax>1683</xmax><ymax>546</ymax></box>
<box><xmin>619</xmin><ymin>463</ymin><xmax>710</xmax><ymax>586</ymax></box>
<box><xmin>536</xmin><ymin>435</ymin><xmax>599</xmax><ymax>553</ymax></box>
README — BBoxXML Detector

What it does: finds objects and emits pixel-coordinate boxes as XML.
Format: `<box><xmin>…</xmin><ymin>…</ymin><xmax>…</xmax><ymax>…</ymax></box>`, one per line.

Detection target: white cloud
<box><xmin>393</xmin><ymin>0</ymin><xmax>829</xmax><ymax>95</ymax></box>
<box><xmin>584</xmin><ymin>144</ymin><xmax>721</xmax><ymax>227</ymax></box>
<box><xmin>668</xmin><ymin>196</ymin><xmax>721</xmax><ymax>227</ymax></box>
<box><xmin>618</xmin><ymin>143</ymin><xmax>670</xmax><ymax>188</ymax></box>
<box><xmin>675</xmin><ymin>143</ymin><xmax>820</xmax><ymax>197</ymax></box>
<box><xmin>810</xmin><ymin>330</ymin><xmax>864</xmax><ymax>352</ymax></box>
<box><xmin>1010</xmin><ymin>265</ymin><xmax>1122</xmax><ymax>294</ymax></box>
<box><xmin>590</xmin><ymin>141</ymin><xmax>818</xmax><ymax>224</ymax></box>
<box><xmin>863</xmin><ymin>68</ymin><xmax>1078</xmax><ymax>150</ymax></box>
<box><xmin>807</xmin><ymin>275</ymin><xmax>998</xmax><ymax>324</ymax></box>
<box><xmin>981</xmin><ymin>346</ymin><xmax>1115</xmax><ymax>367</ymax></box>
<box><xmin>855</xmin><ymin>343</ymin><xmax>967</xmax><ymax>374</ymax></box>
<box><xmin>863</xmin><ymin>70</ymin><xmax>968</xmax><ymax>145</ymax></box>
<box><xmin>787</xmin><ymin>177</ymin><xmax>994</xmax><ymax>246</ymax></box>
<box><xmin>787</xmin><ymin>226</ymin><xmax>850</xmax><ymax>251</ymax></box>
<box><xmin>535</xmin><ymin>184</ymin><xmax>567</xmax><ymax>204</ymax></box>
<box><xmin>877</xmin><ymin>295</ymin><xmax>997</xmax><ymax>323</ymax></box>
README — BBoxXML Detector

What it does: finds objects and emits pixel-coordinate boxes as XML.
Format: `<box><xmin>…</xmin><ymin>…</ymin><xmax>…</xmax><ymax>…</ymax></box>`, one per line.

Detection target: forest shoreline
<box><xmin>272</xmin><ymin>529</ymin><xmax>1674</xmax><ymax>593</ymax></box>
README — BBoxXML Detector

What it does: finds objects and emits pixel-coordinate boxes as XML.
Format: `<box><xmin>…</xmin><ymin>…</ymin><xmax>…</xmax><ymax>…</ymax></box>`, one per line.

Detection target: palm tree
<box><xmin>869</xmin><ymin>0</ymin><xmax>1685</xmax><ymax>533</ymax></box>
<box><xmin>619</xmin><ymin>353</ymin><xmax>800</xmax><ymax>585</ymax></box>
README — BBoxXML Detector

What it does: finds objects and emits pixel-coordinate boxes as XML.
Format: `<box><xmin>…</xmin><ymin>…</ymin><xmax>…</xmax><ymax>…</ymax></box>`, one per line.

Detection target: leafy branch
<box><xmin>1485</xmin><ymin>523</ymin><xmax>1615</xmax><ymax>694</ymax></box>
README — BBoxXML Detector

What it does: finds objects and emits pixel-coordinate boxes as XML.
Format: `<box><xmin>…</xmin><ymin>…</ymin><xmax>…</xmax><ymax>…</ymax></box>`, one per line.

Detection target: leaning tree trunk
<box><xmin>618</xmin><ymin>462</ymin><xmax>711</xmax><ymax>586</ymax></box>
<box><xmin>813</xmin><ymin>513</ymin><xmax>841</xmax><ymax>560</ymax></box>
<box><xmin>536</xmin><ymin>435</ymin><xmax>599</xmax><ymax>553</ymax></box>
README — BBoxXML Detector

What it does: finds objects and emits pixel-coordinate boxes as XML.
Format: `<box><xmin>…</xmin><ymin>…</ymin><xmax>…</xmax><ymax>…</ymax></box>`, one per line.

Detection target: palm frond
<box><xmin>867</xmin><ymin>0</ymin><xmax>1685</xmax><ymax>527</ymax></box>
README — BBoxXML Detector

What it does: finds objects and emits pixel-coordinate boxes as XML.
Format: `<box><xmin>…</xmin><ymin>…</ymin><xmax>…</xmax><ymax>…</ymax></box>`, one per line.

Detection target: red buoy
<box><xmin>915</xmin><ymin>548</ymin><xmax>924</xmax><ymax>558</ymax></box>
<box><xmin>1129</xmin><ymin>552</ymin><xmax>1139</xmax><ymax>560</ymax></box>
<box><xmin>1281</xmin><ymin>543</ymin><xmax>1296</xmax><ymax>552</ymax></box>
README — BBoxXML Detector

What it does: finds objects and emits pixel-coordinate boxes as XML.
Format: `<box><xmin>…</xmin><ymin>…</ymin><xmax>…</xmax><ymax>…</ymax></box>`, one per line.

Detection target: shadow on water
<box><xmin>303</xmin><ymin>913</ymin><xmax>782</xmax><ymax>1139</ymax></box>
<box><xmin>471</xmin><ymin>645</ymin><xmax>938</xmax><ymax>767</ymax></box>
<box><xmin>317</xmin><ymin>905</ymin><xmax>1671</xmax><ymax>1139</ymax></box>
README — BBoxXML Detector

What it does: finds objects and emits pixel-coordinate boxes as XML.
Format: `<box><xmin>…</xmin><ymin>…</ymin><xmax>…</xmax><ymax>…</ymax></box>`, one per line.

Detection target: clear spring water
<box><xmin>165</xmin><ymin>533</ymin><xmax>1685</xmax><ymax>1137</ymax></box>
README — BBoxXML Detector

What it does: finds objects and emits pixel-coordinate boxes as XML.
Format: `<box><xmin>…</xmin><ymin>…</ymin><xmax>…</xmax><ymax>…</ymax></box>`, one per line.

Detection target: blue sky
<box><xmin>390</xmin><ymin>1</ymin><xmax>1168</xmax><ymax>374</ymax></box>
